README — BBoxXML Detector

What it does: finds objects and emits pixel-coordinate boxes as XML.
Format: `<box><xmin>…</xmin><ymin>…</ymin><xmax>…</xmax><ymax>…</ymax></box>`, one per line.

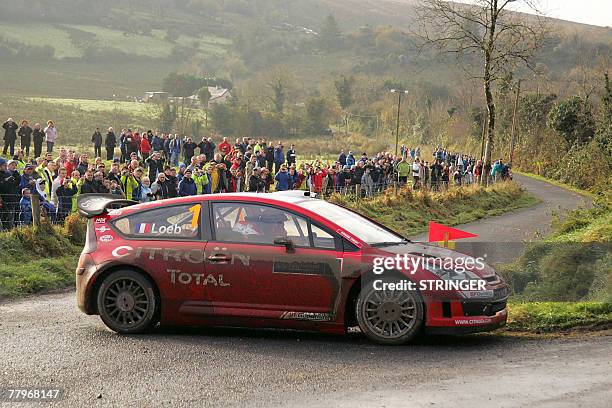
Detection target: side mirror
<box><xmin>274</xmin><ymin>237</ymin><xmax>294</xmax><ymax>252</ymax></box>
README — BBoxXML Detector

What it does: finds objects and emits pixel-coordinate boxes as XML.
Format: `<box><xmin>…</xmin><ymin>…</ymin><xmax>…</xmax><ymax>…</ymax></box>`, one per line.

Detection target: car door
<box><xmin>204</xmin><ymin>201</ymin><xmax>343</xmax><ymax>321</ymax></box>
<box><xmin>111</xmin><ymin>202</ymin><xmax>208</xmax><ymax>321</ymax></box>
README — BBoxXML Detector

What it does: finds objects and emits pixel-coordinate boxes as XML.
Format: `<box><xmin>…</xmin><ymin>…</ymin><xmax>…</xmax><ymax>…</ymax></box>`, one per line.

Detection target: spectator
<box><xmin>19</xmin><ymin>188</ymin><xmax>33</xmax><ymax>225</ymax></box>
<box><xmin>352</xmin><ymin>162</ymin><xmax>365</xmax><ymax>196</ymax></box>
<box><xmin>338</xmin><ymin>150</ymin><xmax>347</xmax><ymax>166</ymax></box>
<box><xmin>140</xmin><ymin>177</ymin><xmax>154</xmax><ymax>202</ymax></box>
<box><xmin>151</xmin><ymin>172</ymin><xmax>171</xmax><ymax>200</ymax></box>
<box><xmin>286</xmin><ymin>144</ymin><xmax>297</xmax><ymax>166</ymax></box>
<box><xmin>140</xmin><ymin>134</ymin><xmax>152</xmax><ymax>161</ymax></box>
<box><xmin>248</xmin><ymin>168</ymin><xmax>263</xmax><ymax>192</ymax></box>
<box><xmin>412</xmin><ymin>158</ymin><xmax>421</xmax><ymax>190</ymax></box>
<box><xmin>55</xmin><ymin>177</ymin><xmax>77</xmax><ymax>222</ymax></box>
<box><xmin>32</xmin><ymin>123</ymin><xmax>44</xmax><ymax>158</ymax></box>
<box><xmin>18</xmin><ymin>120</ymin><xmax>32</xmax><ymax>157</ymax></box>
<box><xmin>346</xmin><ymin>151</ymin><xmax>356</xmax><ymax>167</ymax></box>
<box><xmin>183</xmin><ymin>137</ymin><xmax>197</xmax><ymax>165</ymax></box>
<box><xmin>44</xmin><ymin>120</ymin><xmax>57</xmax><ymax>153</ymax></box>
<box><xmin>491</xmin><ymin>159</ymin><xmax>503</xmax><ymax>182</ymax></box>
<box><xmin>218</xmin><ymin>137</ymin><xmax>231</xmax><ymax>156</ymax></box>
<box><xmin>150</xmin><ymin>131</ymin><xmax>162</xmax><ymax>153</ymax></box>
<box><xmin>105</xmin><ymin>127</ymin><xmax>116</xmax><ymax>161</ymax></box>
<box><xmin>178</xmin><ymin>169</ymin><xmax>197</xmax><ymax>196</ymax></box>
<box><xmin>274</xmin><ymin>143</ymin><xmax>285</xmax><ymax>174</ymax></box>
<box><xmin>265</xmin><ymin>142</ymin><xmax>275</xmax><ymax>172</ymax></box>
<box><xmin>2</xmin><ymin>118</ymin><xmax>18</xmax><ymax>157</ymax></box>
<box><xmin>361</xmin><ymin>167</ymin><xmax>374</xmax><ymax>197</ymax></box>
<box><xmin>274</xmin><ymin>165</ymin><xmax>292</xmax><ymax>191</ymax></box>
<box><xmin>120</xmin><ymin>168</ymin><xmax>140</xmax><ymax>201</ymax></box>
<box><xmin>397</xmin><ymin>158</ymin><xmax>410</xmax><ymax>186</ymax></box>
<box><xmin>0</xmin><ymin>158</ymin><xmax>21</xmax><ymax>229</ymax></box>
<box><xmin>91</xmin><ymin>128</ymin><xmax>103</xmax><ymax>158</ymax></box>
<box><xmin>169</xmin><ymin>135</ymin><xmax>182</xmax><ymax>166</ymax></box>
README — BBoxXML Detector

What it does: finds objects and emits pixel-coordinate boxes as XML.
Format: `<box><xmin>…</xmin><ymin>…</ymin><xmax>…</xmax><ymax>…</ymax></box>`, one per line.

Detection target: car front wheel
<box><xmin>356</xmin><ymin>279</ymin><xmax>424</xmax><ymax>345</ymax></box>
<box><xmin>97</xmin><ymin>270</ymin><xmax>157</xmax><ymax>334</ymax></box>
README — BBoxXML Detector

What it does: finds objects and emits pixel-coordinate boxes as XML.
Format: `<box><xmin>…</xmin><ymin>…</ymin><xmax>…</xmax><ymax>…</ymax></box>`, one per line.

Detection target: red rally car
<box><xmin>76</xmin><ymin>192</ymin><xmax>508</xmax><ymax>345</ymax></box>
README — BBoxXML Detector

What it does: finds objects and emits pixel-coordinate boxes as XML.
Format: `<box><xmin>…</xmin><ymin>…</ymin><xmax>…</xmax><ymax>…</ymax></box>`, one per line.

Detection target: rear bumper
<box><xmin>76</xmin><ymin>253</ymin><xmax>98</xmax><ymax>315</ymax></box>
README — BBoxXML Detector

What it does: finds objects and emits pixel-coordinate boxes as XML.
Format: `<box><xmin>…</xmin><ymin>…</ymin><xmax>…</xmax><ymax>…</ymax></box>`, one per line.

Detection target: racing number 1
<box><xmin>188</xmin><ymin>204</ymin><xmax>201</xmax><ymax>229</ymax></box>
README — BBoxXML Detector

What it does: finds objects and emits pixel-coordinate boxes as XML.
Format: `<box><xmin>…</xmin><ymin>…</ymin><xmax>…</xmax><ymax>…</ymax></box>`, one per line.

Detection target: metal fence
<box><xmin>0</xmin><ymin>173</ymin><xmax>493</xmax><ymax>231</ymax></box>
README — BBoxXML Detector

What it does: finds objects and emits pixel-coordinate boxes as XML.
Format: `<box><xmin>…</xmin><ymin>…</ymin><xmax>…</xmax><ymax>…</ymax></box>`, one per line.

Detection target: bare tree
<box><xmin>415</xmin><ymin>0</ymin><xmax>547</xmax><ymax>183</ymax></box>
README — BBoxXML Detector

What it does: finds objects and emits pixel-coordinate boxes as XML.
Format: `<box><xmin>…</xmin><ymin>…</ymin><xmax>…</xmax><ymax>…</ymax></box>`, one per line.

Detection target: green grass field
<box><xmin>0</xmin><ymin>60</ymin><xmax>176</xmax><ymax>99</ymax></box>
<box><xmin>0</xmin><ymin>22</ymin><xmax>82</xmax><ymax>58</ymax></box>
<box><xmin>0</xmin><ymin>22</ymin><xmax>231</xmax><ymax>60</ymax></box>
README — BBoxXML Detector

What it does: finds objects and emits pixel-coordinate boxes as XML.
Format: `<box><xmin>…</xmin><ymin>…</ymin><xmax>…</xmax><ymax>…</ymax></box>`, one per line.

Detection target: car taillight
<box><xmin>83</xmin><ymin>219</ymin><xmax>98</xmax><ymax>254</ymax></box>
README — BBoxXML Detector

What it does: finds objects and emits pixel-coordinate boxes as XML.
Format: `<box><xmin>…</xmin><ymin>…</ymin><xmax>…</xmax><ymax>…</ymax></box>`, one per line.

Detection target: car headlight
<box><xmin>425</xmin><ymin>266</ymin><xmax>481</xmax><ymax>281</ymax></box>
<box><xmin>424</xmin><ymin>266</ymin><xmax>494</xmax><ymax>299</ymax></box>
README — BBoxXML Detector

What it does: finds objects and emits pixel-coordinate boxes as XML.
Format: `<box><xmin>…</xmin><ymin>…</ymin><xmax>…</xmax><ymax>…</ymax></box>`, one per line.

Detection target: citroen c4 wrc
<box><xmin>75</xmin><ymin>192</ymin><xmax>509</xmax><ymax>345</ymax></box>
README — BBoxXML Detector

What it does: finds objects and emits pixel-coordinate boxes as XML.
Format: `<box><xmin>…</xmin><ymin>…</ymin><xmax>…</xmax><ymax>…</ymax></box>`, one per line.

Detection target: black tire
<box><xmin>356</xmin><ymin>278</ymin><xmax>424</xmax><ymax>345</ymax></box>
<box><xmin>96</xmin><ymin>270</ymin><xmax>158</xmax><ymax>334</ymax></box>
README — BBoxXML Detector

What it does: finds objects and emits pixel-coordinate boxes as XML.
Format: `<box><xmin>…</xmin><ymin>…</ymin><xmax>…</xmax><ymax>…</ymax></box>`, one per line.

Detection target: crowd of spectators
<box><xmin>1</xmin><ymin>117</ymin><xmax>511</xmax><ymax>230</ymax></box>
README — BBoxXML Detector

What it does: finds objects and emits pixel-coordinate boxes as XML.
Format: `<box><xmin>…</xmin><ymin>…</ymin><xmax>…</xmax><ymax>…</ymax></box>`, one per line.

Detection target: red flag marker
<box><xmin>428</xmin><ymin>221</ymin><xmax>478</xmax><ymax>243</ymax></box>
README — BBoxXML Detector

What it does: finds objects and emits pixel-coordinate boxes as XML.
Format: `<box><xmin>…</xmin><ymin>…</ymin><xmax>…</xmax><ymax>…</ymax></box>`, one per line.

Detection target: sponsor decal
<box><xmin>273</xmin><ymin>260</ymin><xmax>328</xmax><ymax>275</ymax></box>
<box><xmin>110</xmin><ymin>246</ymin><xmax>250</xmax><ymax>266</ymax></box>
<box><xmin>95</xmin><ymin>226</ymin><xmax>111</xmax><ymax>233</ymax></box>
<box><xmin>99</xmin><ymin>235</ymin><xmax>113</xmax><ymax>243</ymax></box>
<box><xmin>107</xmin><ymin>209</ymin><xmax>122</xmax><ymax>216</ymax></box>
<box><xmin>94</xmin><ymin>217</ymin><xmax>106</xmax><ymax>224</ymax></box>
<box><xmin>111</xmin><ymin>245</ymin><xmax>133</xmax><ymax>258</ymax></box>
<box><xmin>168</xmin><ymin>269</ymin><xmax>230</xmax><ymax>287</ymax></box>
<box><xmin>336</xmin><ymin>229</ymin><xmax>362</xmax><ymax>248</ymax></box>
<box><xmin>137</xmin><ymin>223</ymin><xmax>153</xmax><ymax>234</ymax></box>
<box><xmin>137</xmin><ymin>223</ymin><xmax>185</xmax><ymax>235</ymax></box>
<box><xmin>454</xmin><ymin>318</ymin><xmax>493</xmax><ymax>325</ymax></box>
<box><xmin>279</xmin><ymin>311</ymin><xmax>332</xmax><ymax>321</ymax></box>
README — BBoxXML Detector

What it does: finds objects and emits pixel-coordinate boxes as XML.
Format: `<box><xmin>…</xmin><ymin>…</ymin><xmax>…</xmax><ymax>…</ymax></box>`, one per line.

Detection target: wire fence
<box><xmin>0</xmin><ymin>172</ymin><xmax>496</xmax><ymax>232</ymax></box>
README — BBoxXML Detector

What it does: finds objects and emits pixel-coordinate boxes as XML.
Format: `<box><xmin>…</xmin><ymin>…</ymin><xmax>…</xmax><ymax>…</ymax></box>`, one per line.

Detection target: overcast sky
<box><xmin>459</xmin><ymin>0</ymin><xmax>611</xmax><ymax>27</ymax></box>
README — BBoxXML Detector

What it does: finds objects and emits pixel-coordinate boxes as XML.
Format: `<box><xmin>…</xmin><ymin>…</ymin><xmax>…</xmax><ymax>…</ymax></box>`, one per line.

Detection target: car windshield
<box><xmin>297</xmin><ymin>199</ymin><xmax>405</xmax><ymax>245</ymax></box>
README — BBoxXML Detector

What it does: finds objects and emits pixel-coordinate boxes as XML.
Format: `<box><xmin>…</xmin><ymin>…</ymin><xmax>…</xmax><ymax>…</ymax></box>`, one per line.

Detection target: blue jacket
<box><xmin>338</xmin><ymin>153</ymin><xmax>346</xmax><ymax>166</ymax></box>
<box><xmin>151</xmin><ymin>135</ymin><xmax>164</xmax><ymax>151</ymax></box>
<box><xmin>274</xmin><ymin>171</ymin><xmax>292</xmax><ymax>191</ymax></box>
<box><xmin>204</xmin><ymin>173</ymin><xmax>212</xmax><ymax>194</ymax></box>
<box><xmin>346</xmin><ymin>154</ymin><xmax>356</xmax><ymax>167</ymax></box>
<box><xmin>178</xmin><ymin>177</ymin><xmax>197</xmax><ymax>196</ymax></box>
<box><xmin>274</xmin><ymin>148</ymin><xmax>285</xmax><ymax>164</ymax></box>
<box><xmin>19</xmin><ymin>196</ymin><xmax>32</xmax><ymax>224</ymax></box>
<box><xmin>170</xmin><ymin>138</ymin><xmax>182</xmax><ymax>154</ymax></box>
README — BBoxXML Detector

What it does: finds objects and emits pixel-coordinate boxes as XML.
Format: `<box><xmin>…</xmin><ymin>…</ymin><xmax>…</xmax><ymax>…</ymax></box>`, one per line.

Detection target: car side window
<box><xmin>310</xmin><ymin>224</ymin><xmax>336</xmax><ymax>249</ymax></box>
<box><xmin>113</xmin><ymin>204</ymin><xmax>201</xmax><ymax>240</ymax></box>
<box><xmin>212</xmin><ymin>203</ymin><xmax>309</xmax><ymax>246</ymax></box>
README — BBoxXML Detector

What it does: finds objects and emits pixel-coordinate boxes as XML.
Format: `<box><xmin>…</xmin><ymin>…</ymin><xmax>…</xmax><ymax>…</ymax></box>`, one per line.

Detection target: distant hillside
<box><xmin>0</xmin><ymin>0</ymin><xmax>610</xmax><ymax>99</ymax></box>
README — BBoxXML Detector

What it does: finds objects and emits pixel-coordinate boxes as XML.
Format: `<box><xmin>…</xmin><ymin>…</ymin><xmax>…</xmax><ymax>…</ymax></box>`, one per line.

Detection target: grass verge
<box><xmin>505</xmin><ymin>301</ymin><xmax>612</xmax><ymax>333</ymax></box>
<box><xmin>331</xmin><ymin>180</ymin><xmax>539</xmax><ymax>236</ymax></box>
<box><xmin>0</xmin><ymin>217</ymin><xmax>83</xmax><ymax>300</ymax></box>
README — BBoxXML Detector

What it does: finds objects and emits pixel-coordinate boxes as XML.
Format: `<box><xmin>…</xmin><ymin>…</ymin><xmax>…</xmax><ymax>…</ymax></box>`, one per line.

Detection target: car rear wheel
<box><xmin>97</xmin><ymin>270</ymin><xmax>157</xmax><ymax>334</ymax></box>
<box><xmin>356</xmin><ymin>279</ymin><xmax>424</xmax><ymax>345</ymax></box>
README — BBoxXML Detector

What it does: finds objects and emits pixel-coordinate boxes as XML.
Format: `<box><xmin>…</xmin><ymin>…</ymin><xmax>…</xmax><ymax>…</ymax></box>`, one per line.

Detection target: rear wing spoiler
<box><xmin>76</xmin><ymin>194</ymin><xmax>137</xmax><ymax>218</ymax></box>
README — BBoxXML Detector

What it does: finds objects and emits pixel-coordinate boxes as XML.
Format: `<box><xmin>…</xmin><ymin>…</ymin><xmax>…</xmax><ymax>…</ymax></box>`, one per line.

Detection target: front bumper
<box><xmin>424</xmin><ymin>292</ymin><xmax>509</xmax><ymax>334</ymax></box>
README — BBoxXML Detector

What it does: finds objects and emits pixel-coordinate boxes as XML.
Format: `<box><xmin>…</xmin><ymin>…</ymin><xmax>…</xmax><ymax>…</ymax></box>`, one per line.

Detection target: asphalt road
<box><xmin>411</xmin><ymin>174</ymin><xmax>592</xmax><ymax>264</ymax></box>
<box><xmin>1</xmin><ymin>175</ymin><xmax>607</xmax><ymax>408</ymax></box>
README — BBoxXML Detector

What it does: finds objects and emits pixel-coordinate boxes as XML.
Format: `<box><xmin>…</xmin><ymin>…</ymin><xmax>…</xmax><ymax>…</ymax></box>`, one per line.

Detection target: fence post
<box><xmin>31</xmin><ymin>193</ymin><xmax>41</xmax><ymax>228</ymax></box>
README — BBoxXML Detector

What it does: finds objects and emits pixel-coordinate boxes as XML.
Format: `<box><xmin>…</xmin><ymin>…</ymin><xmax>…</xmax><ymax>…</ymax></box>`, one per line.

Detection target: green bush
<box><xmin>501</xmin><ymin>204</ymin><xmax>612</xmax><ymax>302</ymax></box>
